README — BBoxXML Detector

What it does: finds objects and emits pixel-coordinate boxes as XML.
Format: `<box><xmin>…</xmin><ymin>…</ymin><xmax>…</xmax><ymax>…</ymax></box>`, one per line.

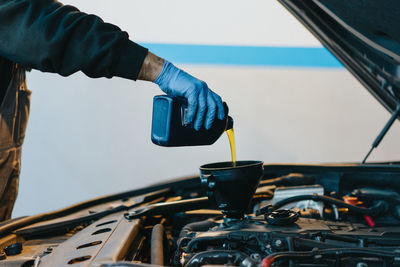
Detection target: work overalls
<box><xmin>0</xmin><ymin>65</ymin><xmax>30</xmax><ymax>221</ymax></box>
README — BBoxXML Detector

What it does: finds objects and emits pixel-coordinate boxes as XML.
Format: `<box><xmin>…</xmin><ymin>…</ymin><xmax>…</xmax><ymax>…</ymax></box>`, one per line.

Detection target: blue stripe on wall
<box><xmin>141</xmin><ymin>43</ymin><xmax>343</xmax><ymax>68</ymax></box>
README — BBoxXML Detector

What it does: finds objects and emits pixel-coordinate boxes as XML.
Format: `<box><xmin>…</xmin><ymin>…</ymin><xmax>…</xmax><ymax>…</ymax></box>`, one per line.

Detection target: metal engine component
<box><xmin>4</xmin><ymin>243</ymin><xmax>22</xmax><ymax>256</ymax></box>
<box><xmin>266</xmin><ymin>184</ymin><xmax>324</xmax><ymax>216</ymax></box>
<box><xmin>175</xmin><ymin>214</ymin><xmax>400</xmax><ymax>267</ymax></box>
<box><xmin>264</xmin><ymin>209</ymin><xmax>299</xmax><ymax>225</ymax></box>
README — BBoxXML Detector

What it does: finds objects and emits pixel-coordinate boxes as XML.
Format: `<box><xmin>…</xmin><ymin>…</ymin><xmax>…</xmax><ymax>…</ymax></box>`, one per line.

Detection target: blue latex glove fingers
<box><xmin>212</xmin><ymin>91</ymin><xmax>225</xmax><ymax>120</ymax></box>
<box><xmin>204</xmin><ymin>85</ymin><xmax>217</xmax><ymax>130</ymax></box>
<box><xmin>193</xmin><ymin>84</ymin><xmax>207</xmax><ymax>131</ymax></box>
<box><xmin>154</xmin><ymin>61</ymin><xmax>225</xmax><ymax>130</ymax></box>
<box><xmin>185</xmin><ymin>90</ymin><xmax>198</xmax><ymax>125</ymax></box>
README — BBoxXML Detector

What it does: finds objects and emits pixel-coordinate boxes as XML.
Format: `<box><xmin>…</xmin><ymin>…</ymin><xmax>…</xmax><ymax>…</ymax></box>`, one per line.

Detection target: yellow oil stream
<box><xmin>226</xmin><ymin>128</ymin><xmax>236</xmax><ymax>166</ymax></box>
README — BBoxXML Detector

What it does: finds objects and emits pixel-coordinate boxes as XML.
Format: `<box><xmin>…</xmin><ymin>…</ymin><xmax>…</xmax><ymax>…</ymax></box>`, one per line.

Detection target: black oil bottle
<box><xmin>151</xmin><ymin>95</ymin><xmax>233</xmax><ymax>147</ymax></box>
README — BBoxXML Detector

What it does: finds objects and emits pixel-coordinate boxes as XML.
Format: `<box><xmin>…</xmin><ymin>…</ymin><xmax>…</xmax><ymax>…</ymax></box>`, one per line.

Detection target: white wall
<box><xmin>12</xmin><ymin>0</ymin><xmax>400</xmax><ymax>217</ymax></box>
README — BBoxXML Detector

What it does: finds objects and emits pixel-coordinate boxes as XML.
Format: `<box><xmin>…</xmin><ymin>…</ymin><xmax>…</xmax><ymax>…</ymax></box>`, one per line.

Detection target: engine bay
<box><xmin>2</xmin><ymin>163</ymin><xmax>400</xmax><ymax>267</ymax></box>
<box><xmin>166</xmin><ymin>165</ymin><xmax>400</xmax><ymax>267</ymax></box>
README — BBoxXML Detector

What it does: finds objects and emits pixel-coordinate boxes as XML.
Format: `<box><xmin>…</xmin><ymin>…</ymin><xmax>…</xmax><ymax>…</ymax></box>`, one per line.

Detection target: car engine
<box><xmin>162</xmin><ymin>169</ymin><xmax>400</xmax><ymax>267</ymax></box>
<box><xmin>1</xmin><ymin>163</ymin><xmax>400</xmax><ymax>267</ymax></box>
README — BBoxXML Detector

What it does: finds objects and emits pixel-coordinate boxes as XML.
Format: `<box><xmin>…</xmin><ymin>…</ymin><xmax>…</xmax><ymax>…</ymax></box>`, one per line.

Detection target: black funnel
<box><xmin>200</xmin><ymin>161</ymin><xmax>263</xmax><ymax>219</ymax></box>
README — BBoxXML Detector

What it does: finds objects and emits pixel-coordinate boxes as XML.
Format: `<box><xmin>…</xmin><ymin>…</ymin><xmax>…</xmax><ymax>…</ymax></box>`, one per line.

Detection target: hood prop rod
<box><xmin>362</xmin><ymin>104</ymin><xmax>400</xmax><ymax>164</ymax></box>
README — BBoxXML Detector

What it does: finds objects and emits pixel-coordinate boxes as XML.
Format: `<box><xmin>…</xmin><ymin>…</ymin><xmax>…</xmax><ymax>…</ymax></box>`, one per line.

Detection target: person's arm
<box><xmin>0</xmin><ymin>0</ymin><xmax>225</xmax><ymax>129</ymax></box>
<box><xmin>137</xmin><ymin>52</ymin><xmax>164</xmax><ymax>82</ymax></box>
<box><xmin>0</xmin><ymin>0</ymin><xmax>147</xmax><ymax>80</ymax></box>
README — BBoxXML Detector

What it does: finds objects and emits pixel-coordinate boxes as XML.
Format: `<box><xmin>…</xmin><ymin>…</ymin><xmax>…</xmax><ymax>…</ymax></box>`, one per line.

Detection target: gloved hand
<box><xmin>154</xmin><ymin>61</ymin><xmax>225</xmax><ymax>131</ymax></box>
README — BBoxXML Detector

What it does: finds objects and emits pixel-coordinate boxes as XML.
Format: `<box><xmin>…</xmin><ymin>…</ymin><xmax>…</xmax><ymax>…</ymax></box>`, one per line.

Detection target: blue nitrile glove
<box><xmin>154</xmin><ymin>61</ymin><xmax>225</xmax><ymax>131</ymax></box>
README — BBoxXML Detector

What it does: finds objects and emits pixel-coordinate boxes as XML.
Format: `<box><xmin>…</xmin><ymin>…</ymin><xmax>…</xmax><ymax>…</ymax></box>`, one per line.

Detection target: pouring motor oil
<box><xmin>226</xmin><ymin>128</ymin><xmax>236</xmax><ymax>166</ymax></box>
<box><xmin>151</xmin><ymin>95</ymin><xmax>234</xmax><ymax>147</ymax></box>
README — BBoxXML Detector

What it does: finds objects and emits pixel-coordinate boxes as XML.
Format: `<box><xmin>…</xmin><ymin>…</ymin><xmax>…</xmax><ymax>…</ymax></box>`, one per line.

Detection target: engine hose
<box><xmin>179</xmin><ymin>219</ymin><xmax>218</xmax><ymax>238</ymax></box>
<box><xmin>258</xmin><ymin>194</ymin><xmax>387</xmax><ymax>217</ymax></box>
<box><xmin>185</xmin><ymin>236</ymin><xmax>227</xmax><ymax>253</ymax></box>
<box><xmin>261</xmin><ymin>247</ymin><xmax>399</xmax><ymax>267</ymax></box>
<box><xmin>260</xmin><ymin>173</ymin><xmax>315</xmax><ymax>186</ymax></box>
<box><xmin>151</xmin><ymin>224</ymin><xmax>164</xmax><ymax>266</ymax></box>
<box><xmin>184</xmin><ymin>250</ymin><xmax>257</xmax><ymax>267</ymax></box>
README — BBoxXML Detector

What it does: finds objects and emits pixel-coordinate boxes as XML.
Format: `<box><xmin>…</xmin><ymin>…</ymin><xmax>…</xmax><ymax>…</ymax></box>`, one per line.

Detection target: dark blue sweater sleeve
<box><xmin>0</xmin><ymin>0</ymin><xmax>148</xmax><ymax>80</ymax></box>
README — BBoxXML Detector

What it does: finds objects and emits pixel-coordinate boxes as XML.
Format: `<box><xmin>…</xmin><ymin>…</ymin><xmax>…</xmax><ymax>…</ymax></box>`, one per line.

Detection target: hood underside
<box><xmin>279</xmin><ymin>0</ymin><xmax>400</xmax><ymax>117</ymax></box>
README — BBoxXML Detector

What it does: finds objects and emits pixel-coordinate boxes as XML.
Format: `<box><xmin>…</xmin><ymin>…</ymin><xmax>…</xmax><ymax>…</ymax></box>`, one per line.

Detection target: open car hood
<box><xmin>278</xmin><ymin>0</ymin><xmax>400</xmax><ymax>116</ymax></box>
